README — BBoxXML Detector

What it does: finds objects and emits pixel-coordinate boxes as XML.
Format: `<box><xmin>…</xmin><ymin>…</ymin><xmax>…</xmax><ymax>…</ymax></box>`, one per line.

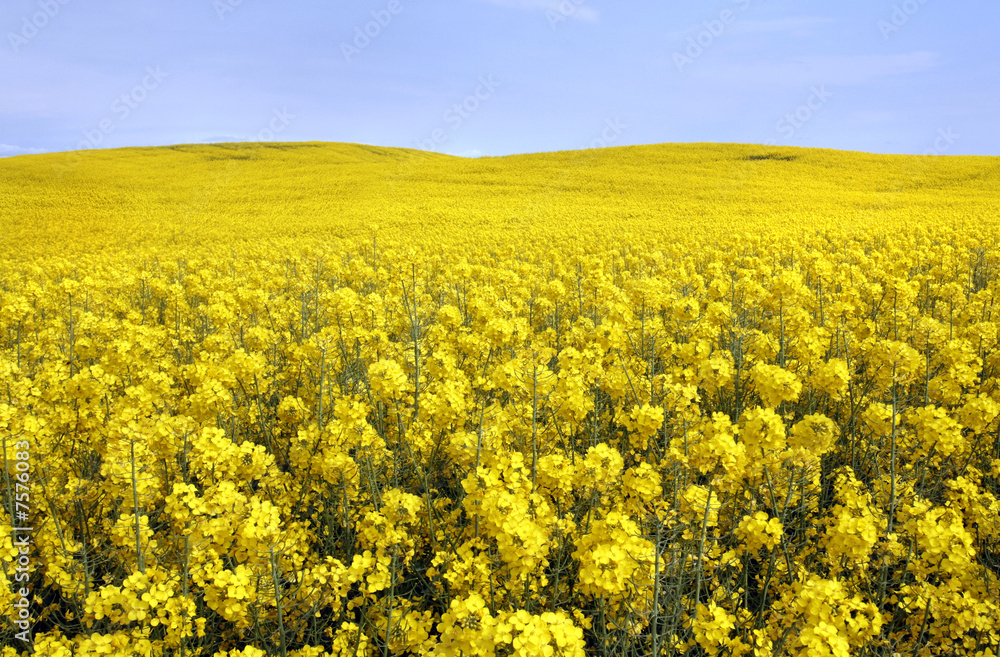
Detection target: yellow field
<box><xmin>1</xmin><ymin>142</ymin><xmax>999</xmax><ymax>656</ymax></box>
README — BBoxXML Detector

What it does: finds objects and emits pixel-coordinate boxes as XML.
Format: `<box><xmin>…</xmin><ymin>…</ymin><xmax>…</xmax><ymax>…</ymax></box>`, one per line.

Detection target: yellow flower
<box><xmin>368</xmin><ymin>358</ymin><xmax>409</xmax><ymax>401</ymax></box>
<box><xmin>736</xmin><ymin>511</ymin><xmax>783</xmax><ymax>553</ymax></box>
<box><xmin>809</xmin><ymin>357</ymin><xmax>849</xmax><ymax>399</ymax></box>
<box><xmin>691</xmin><ymin>602</ymin><xmax>736</xmax><ymax>655</ymax></box>
<box><xmin>788</xmin><ymin>413</ymin><xmax>838</xmax><ymax>458</ymax></box>
<box><xmin>751</xmin><ymin>362</ymin><xmax>802</xmax><ymax>408</ymax></box>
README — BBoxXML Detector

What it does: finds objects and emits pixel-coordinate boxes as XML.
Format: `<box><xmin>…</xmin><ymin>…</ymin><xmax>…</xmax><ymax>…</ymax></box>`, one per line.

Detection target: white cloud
<box><xmin>477</xmin><ymin>0</ymin><xmax>599</xmax><ymax>24</ymax></box>
<box><xmin>0</xmin><ymin>144</ymin><xmax>44</xmax><ymax>157</ymax></box>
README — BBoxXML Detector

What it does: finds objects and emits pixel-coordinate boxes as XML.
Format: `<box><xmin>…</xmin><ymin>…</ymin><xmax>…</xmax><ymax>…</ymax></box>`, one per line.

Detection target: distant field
<box><xmin>3</xmin><ymin>141</ymin><xmax>997</xmax><ymax>258</ymax></box>
<box><xmin>1</xmin><ymin>143</ymin><xmax>999</xmax><ymax>656</ymax></box>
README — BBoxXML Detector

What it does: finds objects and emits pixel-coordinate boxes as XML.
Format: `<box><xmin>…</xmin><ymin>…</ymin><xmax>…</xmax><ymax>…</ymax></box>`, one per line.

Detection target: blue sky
<box><xmin>2</xmin><ymin>0</ymin><xmax>998</xmax><ymax>158</ymax></box>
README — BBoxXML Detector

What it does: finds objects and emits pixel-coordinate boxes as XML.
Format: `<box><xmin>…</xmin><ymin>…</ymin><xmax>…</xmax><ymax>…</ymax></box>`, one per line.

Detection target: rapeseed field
<box><xmin>1</xmin><ymin>142</ymin><xmax>999</xmax><ymax>656</ymax></box>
